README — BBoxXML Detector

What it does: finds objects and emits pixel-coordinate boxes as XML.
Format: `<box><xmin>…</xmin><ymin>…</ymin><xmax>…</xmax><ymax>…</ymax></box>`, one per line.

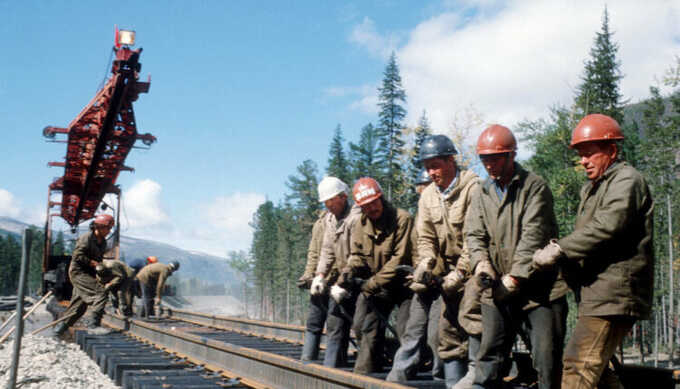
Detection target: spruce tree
<box><xmin>405</xmin><ymin>111</ymin><xmax>432</xmax><ymax>211</ymax></box>
<box><xmin>249</xmin><ymin>201</ymin><xmax>279</xmax><ymax>320</ymax></box>
<box><xmin>285</xmin><ymin>159</ymin><xmax>321</xmax><ymax>233</ymax></box>
<box><xmin>375</xmin><ymin>52</ymin><xmax>407</xmax><ymax>206</ymax></box>
<box><xmin>326</xmin><ymin>124</ymin><xmax>352</xmax><ymax>185</ymax></box>
<box><xmin>349</xmin><ymin>123</ymin><xmax>381</xmax><ymax>182</ymax></box>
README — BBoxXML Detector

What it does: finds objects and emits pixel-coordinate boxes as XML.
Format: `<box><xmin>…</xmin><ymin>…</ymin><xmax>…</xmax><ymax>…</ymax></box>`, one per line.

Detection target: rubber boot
<box><xmin>300</xmin><ymin>331</ymin><xmax>322</xmax><ymax>361</ymax></box>
<box><xmin>53</xmin><ymin>321</ymin><xmax>68</xmax><ymax>337</ymax></box>
<box><xmin>87</xmin><ymin>316</ymin><xmax>111</xmax><ymax>335</ymax></box>
<box><xmin>452</xmin><ymin>335</ymin><xmax>479</xmax><ymax>389</ymax></box>
<box><xmin>444</xmin><ymin>358</ymin><xmax>467</xmax><ymax>388</ymax></box>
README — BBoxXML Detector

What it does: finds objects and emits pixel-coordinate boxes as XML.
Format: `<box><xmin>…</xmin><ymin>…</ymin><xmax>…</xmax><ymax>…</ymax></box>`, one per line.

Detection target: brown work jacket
<box><xmin>558</xmin><ymin>161</ymin><xmax>654</xmax><ymax>319</ymax></box>
<box><xmin>417</xmin><ymin>169</ymin><xmax>480</xmax><ymax>277</ymax></box>
<box><xmin>317</xmin><ymin>204</ymin><xmax>363</xmax><ymax>284</ymax></box>
<box><xmin>301</xmin><ymin>210</ymin><xmax>327</xmax><ymax>280</ymax></box>
<box><xmin>136</xmin><ymin>262</ymin><xmax>175</xmax><ymax>297</ymax></box>
<box><xmin>466</xmin><ymin>163</ymin><xmax>567</xmax><ymax>309</ymax></box>
<box><xmin>347</xmin><ymin>201</ymin><xmax>413</xmax><ymax>293</ymax></box>
<box><xmin>70</xmin><ymin>230</ymin><xmax>108</xmax><ymax>278</ymax></box>
<box><xmin>97</xmin><ymin>259</ymin><xmax>135</xmax><ymax>290</ymax></box>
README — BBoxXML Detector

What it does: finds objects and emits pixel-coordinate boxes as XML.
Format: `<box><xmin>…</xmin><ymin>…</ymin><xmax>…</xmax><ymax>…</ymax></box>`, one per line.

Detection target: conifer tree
<box><xmin>349</xmin><ymin>123</ymin><xmax>381</xmax><ymax>182</ymax></box>
<box><xmin>249</xmin><ymin>201</ymin><xmax>279</xmax><ymax>320</ymax></box>
<box><xmin>285</xmin><ymin>159</ymin><xmax>321</xmax><ymax>233</ymax></box>
<box><xmin>375</xmin><ymin>52</ymin><xmax>407</xmax><ymax>206</ymax></box>
<box><xmin>404</xmin><ymin>111</ymin><xmax>432</xmax><ymax>211</ymax></box>
<box><xmin>326</xmin><ymin>124</ymin><xmax>352</xmax><ymax>185</ymax></box>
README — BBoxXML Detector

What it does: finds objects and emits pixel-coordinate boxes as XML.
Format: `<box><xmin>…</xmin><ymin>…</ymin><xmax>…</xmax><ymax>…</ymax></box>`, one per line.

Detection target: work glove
<box><xmin>533</xmin><ymin>239</ymin><xmax>565</xmax><ymax>270</ymax></box>
<box><xmin>412</xmin><ymin>257</ymin><xmax>435</xmax><ymax>284</ymax></box>
<box><xmin>474</xmin><ymin>260</ymin><xmax>497</xmax><ymax>287</ymax></box>
<box><xmin>408</xmin><ymin>282</ymin><xmax>428</xmax><ymax>294</ymax></box>
<box><xmin>361</xmin><ymin>276</ymin><xmax>380</xmax><ymax>296</ymax></box>
<box><xmin>296</xmin><ymin>275</ymin><xmax>312</xmax><ymax>290</ymax></box>
<box><xmin>153</xmin><ymin>297</ymin><xmax>162</xmax><ymax>316</ymax></box>
<box><xmin>442</xmin><ymin>270</ymin><xmax>465</xmax><ymax>297</ymax></box>
<box><xmin>310</xmin><ymin>274</ymin><xmax>326</xmax><ymax>296</ymax></box>
<box><xmin>494</xmin><ymin>274</ymin><xmax>519</xmax><ymax>302</ymax></box>
<box><xmin>103</xmin><ymin>282</ymin><xmax>113</xmax><ymax>293</ymax></box>
<box><xmin>330</xmin><ymin>285</ymin><xmax>349</xmax><ymax>303</ymax></box>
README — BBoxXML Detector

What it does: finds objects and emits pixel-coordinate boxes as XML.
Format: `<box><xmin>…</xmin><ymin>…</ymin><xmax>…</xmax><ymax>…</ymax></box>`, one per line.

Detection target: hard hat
<box><xmin>93</xmin><ymin>214</ymin><xmax>114</xmax><ymax>227</ymax></box>
<box><xmin>146</xmin><ymin>256</ymin><xmax>158</xmax><ymax>264</ymax></box>
<box><xmin>170</xmin><ymin>261</ymin><xmax>180</xmax><ymax>271</ymax></box>
<box><xmin>318</xmin><ymin>176</ymin><xmax>349</xmax><ymax>202</ymax></box>
<box><xmin>415</xmin><ymin>168</ymin><xmax>432</xmax><ymax>185</ymax></box>
<box><xmin>476</xmin><ymin>124</ymin><xmax>517</xmax><ymax>155</ymax></box>
<box><xmin>570</xmin><ymin>114</ymin><xmax>623</xmax><ymax>148</ymax></box>
<box><xmin>419</xmin><ymin>135</ymin><xmax>457</xmax><ymax>162</ymax></box>
<box><xmin>352</xmin><ymin>177</ymin><xmax>383</xmax><ymax>206</ymax></box>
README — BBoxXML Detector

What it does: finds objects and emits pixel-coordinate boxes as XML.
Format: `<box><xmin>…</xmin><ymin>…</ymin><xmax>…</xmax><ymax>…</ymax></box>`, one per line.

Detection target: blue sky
<box><xmin>1</xmin><ymin>1</ymin><xmax>678</xmax><ymax>257</ymax></box>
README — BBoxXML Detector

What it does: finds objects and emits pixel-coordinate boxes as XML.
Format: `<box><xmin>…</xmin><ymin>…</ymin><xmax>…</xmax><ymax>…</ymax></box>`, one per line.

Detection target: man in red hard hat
<box><xmin>54</xmin><ymin>213</ymin><xmax>115</xmax><ymax>336</ymax></box>
<box><xmin>339</xmin><ymin>177</ymin><xmax>413</xmax><ymax>374</ymax></box>
<box><xmin>533</xmin><ymin>114</ymin><xmax>654</xmax><ymax>389</ymax></box>
<box><xmin>466</xmin><ymin>124</ymin><xmax>568</xmax><ymax>389</ymax></box>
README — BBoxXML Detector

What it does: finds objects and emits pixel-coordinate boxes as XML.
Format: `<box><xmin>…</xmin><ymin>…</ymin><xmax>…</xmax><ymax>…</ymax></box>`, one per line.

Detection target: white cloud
<box><xmin>119</xmin><ymin>179</ymin><xmax>169</xmax><ymax>229</ymax></box>
<box><xmin>0</xmin><ymin>189</ymin><xmax>21</xmax><ymax>218</ymax></box>
<box><xmin>349</xmin><ymin>1</ymin><xmax>680</xmax><ymax>154</ymax></box>
<box><xmin>350</xmin><ymin>17</ymin><xmax>401</xmax><ymax>59</ymax></box>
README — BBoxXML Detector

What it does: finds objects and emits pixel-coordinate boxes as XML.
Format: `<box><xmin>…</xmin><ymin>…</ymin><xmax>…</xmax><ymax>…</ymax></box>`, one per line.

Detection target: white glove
<box><xmin>412</xmin><ymin>257</ymin><xmax>435</xmax><ymax>283</ymax></box>
<box><xmin>533</xmin><ymin>239</ymin><xmax>564</xmax><ymax>269</ymax></box>
<box><xmin>442</xmin><ymin>270</ymin><xmax>465</xmax><ymax>296</ymax></box>
<box><xmin>408</xmin><ymin>282</ymin><xmax>428</xmax><ymax>294</ymax></box>
<box><xmin>494</xmin><ymin>274</ymin><xmax>519</xmax><ymax>301</ymax></box>
<box><xmin>474</xmin><ymin>260</ymin><xmax>497</xmax><ymax>281</ymax></box>
<box><xmin>330</xmin><ymin>285</ymin><xmax>349</xmax><ymax>303</ymax></box>
<box><xmin>310</xmin><ymin>274</ymin><xmax>326</xmax><ymax>296</ymax></box>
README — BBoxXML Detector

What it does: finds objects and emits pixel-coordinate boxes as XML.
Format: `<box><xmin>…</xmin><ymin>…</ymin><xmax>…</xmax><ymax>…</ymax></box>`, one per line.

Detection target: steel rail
<box><xmin>103</xmin><ymin>313</ymin><xmax>415</xmax><ymax>389</ymax></box>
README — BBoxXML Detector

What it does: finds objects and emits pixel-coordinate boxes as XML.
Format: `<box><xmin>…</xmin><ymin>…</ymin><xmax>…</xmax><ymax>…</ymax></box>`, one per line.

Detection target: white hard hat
<box><xmin>318</xmin><ymin>176</ymin><xmax>349</xmax><ymax>202</ymax></box>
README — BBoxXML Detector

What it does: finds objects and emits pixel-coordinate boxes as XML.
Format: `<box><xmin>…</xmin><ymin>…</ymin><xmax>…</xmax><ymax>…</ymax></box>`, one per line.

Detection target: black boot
<box><xmin>53</xmin><ymin>321</ymin><xmax>68</xmax><ymax>337</ymax></box>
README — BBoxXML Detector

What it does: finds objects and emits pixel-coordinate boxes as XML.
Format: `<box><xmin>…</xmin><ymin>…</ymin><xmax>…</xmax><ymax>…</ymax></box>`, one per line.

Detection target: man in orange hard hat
<box><xmin>533</xmin><ymin>114</ymin><xmax>654</xmax><ymax>389</ymax></box>
<box><xmin>54</xmin><ymin>214</ymin><xmax>115</xmax><ymax>336</ymax></box>
<box><xmin>466</xmin><ymin>124</ymin><xmax>568</xmax><ymax>389</ymax></box>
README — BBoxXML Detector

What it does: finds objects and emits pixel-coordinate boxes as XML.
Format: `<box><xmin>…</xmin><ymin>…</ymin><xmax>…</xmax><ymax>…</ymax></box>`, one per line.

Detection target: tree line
<box><xmin>233</xmin><ymin>9</ymin><xmax>680</xmax><ymax>363</ymax></box>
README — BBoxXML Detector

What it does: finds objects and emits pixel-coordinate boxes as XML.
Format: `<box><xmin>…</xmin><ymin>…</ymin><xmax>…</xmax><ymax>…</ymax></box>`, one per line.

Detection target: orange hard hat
<box><xmin>570</xmin><ymin>114</ymin><xmax>623</xmax><ymax>148</ymax></box>
<box><xmin>93</xmin><ymin>214</ymin><xmax>114</xmax><ymax>227</ymax></box>
<box><xmin>476</xmin><ymin>124</ymin><xmax>517</xmax><ymax>155</ymax></box>
<box><xmin>146</xmin><ymin>256</ymin><xmax>158</xmax><ymax>264</ymax></box>
<box><xmin>352</xmin><ymin>177</ymin><xmax>383</xmax><ymax>206</ymax></box>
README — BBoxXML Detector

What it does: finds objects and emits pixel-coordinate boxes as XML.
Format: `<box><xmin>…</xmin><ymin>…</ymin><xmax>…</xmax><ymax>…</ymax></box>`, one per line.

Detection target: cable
<box><xmin>96</xmin><ymin>48</ymin><xmax>115</xmax><ymax>93</ymax></box>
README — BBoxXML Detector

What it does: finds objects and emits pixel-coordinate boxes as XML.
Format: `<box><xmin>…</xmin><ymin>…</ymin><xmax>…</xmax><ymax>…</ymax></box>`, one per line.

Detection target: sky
<box><xmin>0</xmin><ymin>0</ymin><xmax>678</xmax><ymax>258</ymax></box>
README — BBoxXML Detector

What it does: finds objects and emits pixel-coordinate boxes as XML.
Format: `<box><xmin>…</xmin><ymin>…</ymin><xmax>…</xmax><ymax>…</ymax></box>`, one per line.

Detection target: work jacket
<box><xmin>97</xmin><ymin>259</ymin><xmax>135</xmax><ymax>290</ymax></box>
<box><xmin>136</xmin><ymin>262</ymin><xmax>175</xmax><ymax>298</ymax></box>
<box><xmin>347</xmin><ymin>201</ymin><xmax>413</xmax><ymax>294</ymax></box>
<box><xmin>316</xmin><ymin>204</ymin><xmax>363</xmax><ymax>284</ymax></box>
<box><xmin>466</xmin><ymin>163</ymin><xmax>567</xmax><ymax>309</ymax></box>
<box><xmin>301</xmin><ymin>211</ymin><xmax>327</xmax><ymax>280</ymax></box>
<box><xmin>558</xmin><ymin>161</ymin><xmax>654</xmax><ymax>319</ymax></box>
<box><xmin>70</xmin><ymin>230</ymin><xmax>108</xmax><ymax>278</ymax></box>
<box><xmin>417</xmin><ymin>169</ymin><xmax>480</xmax><ymax>277</ymax></box>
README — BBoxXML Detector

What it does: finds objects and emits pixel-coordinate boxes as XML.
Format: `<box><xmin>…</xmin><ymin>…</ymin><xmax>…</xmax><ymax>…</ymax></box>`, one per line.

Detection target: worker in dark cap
<box><xmin>136</xmin><ymin>260</ymin><xmax>180</xmax><ymax>317</ymax></box>
<box><xmin>96</xmin><ymin>259</ymin><xmax>136</xmax><ymax>317</ymax></box>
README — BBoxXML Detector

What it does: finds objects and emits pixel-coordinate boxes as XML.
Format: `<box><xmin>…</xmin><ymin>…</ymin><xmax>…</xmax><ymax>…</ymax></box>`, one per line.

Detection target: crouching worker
<box><xmin>54</xmin><ymin>214</ymin><xmax>115</xmax><ymax>337</ymax></box>
<box><xmin>96</xmin><ymin>259</ymin><xmax>136</xmax><ymax>317</ymax></box>
<box><xmin>136</xmin><ymin>261</ymin><xmax>180</xmax><ymax>317</ymax></box>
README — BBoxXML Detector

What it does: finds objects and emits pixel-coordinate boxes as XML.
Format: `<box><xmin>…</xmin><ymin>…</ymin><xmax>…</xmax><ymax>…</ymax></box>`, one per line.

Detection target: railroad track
<box><xmin>95</xmin><ymin>309</ymin><xmax>445</xmax><ymax>389</ymax></box>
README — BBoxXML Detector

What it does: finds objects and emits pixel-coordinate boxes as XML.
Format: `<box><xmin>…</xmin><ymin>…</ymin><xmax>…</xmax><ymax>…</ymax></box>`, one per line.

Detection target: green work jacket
<box><xmin>466</xmin><ymin>163</ymin><xmax>567</xmax><ymax>309</ymax></box>
<box><xmin>558</xmin><ymin>161</ymin><xmax>654</xmax><ymax>319</ymax></box>
<box><xmin>70</xmin><ymin>230</ymin><xmax>108</xmax><ymax>278</ymax></box>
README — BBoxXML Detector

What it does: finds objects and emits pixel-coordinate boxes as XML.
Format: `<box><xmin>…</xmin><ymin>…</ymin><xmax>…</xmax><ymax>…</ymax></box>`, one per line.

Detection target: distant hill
<box><xmin>0</xmin><ymin>216</ymin><xmax>240</xmax><ymax>286</ymax></box>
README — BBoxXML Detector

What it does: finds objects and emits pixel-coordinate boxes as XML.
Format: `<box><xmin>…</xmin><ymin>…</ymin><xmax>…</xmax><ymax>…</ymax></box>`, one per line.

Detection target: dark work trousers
<box><xmin>353</xmin><ymin>289</ymin><xmax>411</xmax><ymax>374</ymax></box>
<box><xmin>306</xmin><ymin>293</ymin><xmax>329</xmax><ymax>335</ymax></box>
<box><xmin>61</xmin><ymin>271</ymin><xmax>108</xmax><ymax>328</ymax></box>
<box><xmin>324</xmin><ymin>292</ymin><xmax>357</xmax><ymax>367</ymax></box>
<box><xmin>387</xmin><ymin>288</ymin><xmax>443</xmax><ymax>381</ymax></box>
<box><xmin>140</xmin><ymin>282</ymin><xmax>156</xmax><ymax>317</ymax></box>
<box><xmin>473</xmin><ymin>297</ymin><xmax>567</xmax><ymax>389</ymax></box>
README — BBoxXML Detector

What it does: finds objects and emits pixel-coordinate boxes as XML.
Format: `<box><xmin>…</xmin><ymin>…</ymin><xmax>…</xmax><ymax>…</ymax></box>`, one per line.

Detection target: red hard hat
<box><xmin>476</xmin><ymin>124</ymin><xmax>517</xmax><ymax>155</ymax></box>
<box><xmin>570</xmin><ymin>114</ymin><xmax>623</xmax><ymax>148</ymax></box>
<box><xmin>352</xmin><ymin>177</ymin><xmax>383</xmax><ymax>206</ymax></box>
<box><xmin>146</xmin><ymin>256</ymin><xmax>158</xmax><ymax>264</ymax></box>
<box><xmin>93</xmin><ymin>214</ymin><xmax>114</xmax><ymax>227</ymax></box>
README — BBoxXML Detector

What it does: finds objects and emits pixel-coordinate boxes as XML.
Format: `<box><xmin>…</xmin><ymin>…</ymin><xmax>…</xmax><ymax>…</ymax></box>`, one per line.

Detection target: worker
<box><xmin>96</xmin><ymin>259</ymin><xmax>136</xmax><ymax>317</ymax></box>
<box><xmin>297</xmin><ymin>207</ymin><xmax>327</xmax><ymax>362</ymax></box>
<box><xmin>336</xmin><ymin>177</ymin><xmax>413</xmax><ymax>374</ymax></box>
<box><xmin>387</xmin><ymin>166</ymin><xmax>446</xmax><ymax>382</ymax></box>
<box><xmin>129</xmin><ymin>256</ymin><xmax>158</xmax><ymax>274</ymax></box>
<box><xmin>408</xmin><ymin>134</ymin><xmax>480</xmax><ymax>387</ymax></box>
<box><xmin>54</xmin><ymin>213</ymin><xmax>115</xmax><ymax>336</ymax></box>
<box><xmin>315</xmin><ymin>176</ymin><xmax>362</xmax><ymax>367</ymax></box>
<box><xmin>533</xmin><ymin>114</ymin><xmax>654</xmax><ymax>389</ymax></box>
<box><xmin>136</xmin><ymin>261</ymin><xmax>180</xmax><ymax>317</ymax></box>
<box><xmin>466</xmin><ymin>124</ymin><xmax>568</xmax><ymax>389</ymax></box>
